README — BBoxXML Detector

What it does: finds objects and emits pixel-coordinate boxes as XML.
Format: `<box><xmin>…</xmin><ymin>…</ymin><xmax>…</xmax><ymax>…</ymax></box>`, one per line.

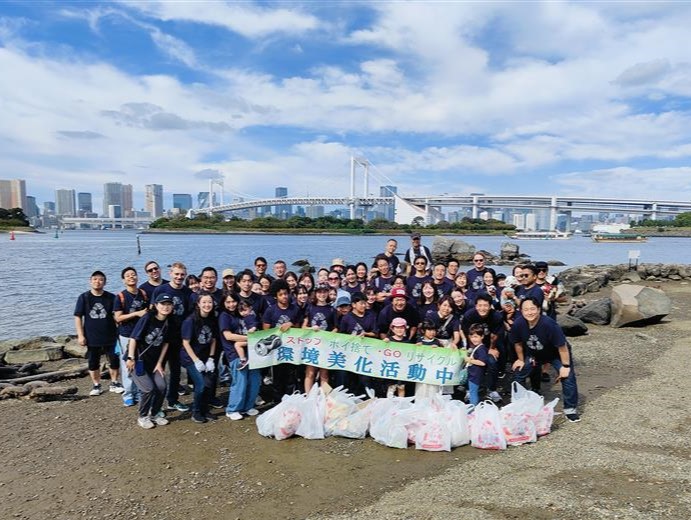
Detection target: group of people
<box><xmin>73</xmin><ymin>233</ymin><xmax>581</xmax><ymax>430</ymax></box>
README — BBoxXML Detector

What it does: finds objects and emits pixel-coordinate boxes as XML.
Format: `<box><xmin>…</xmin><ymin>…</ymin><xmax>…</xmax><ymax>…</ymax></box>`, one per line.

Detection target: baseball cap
<box><xmin>155</xmin><ymin>294</ymin><xmax>174</xmax><ymax>304</ymax></box>
<box><xmin>222</xmin><ymin>268</ymin><xmax>235</xmax><ymax>278</ymax></box>
<box><xmin>535</xmin><ymin>261</ymin><xmax>549</xmax><ymax>270</ymax></box>
<box><xmin>335</xmin><ymin>294</ymin><xmax>351</xmax><ymax>307</ymax></box>
<box><xmin>315</xmin><ymin>283</ymin><xmax>330</xmax><ymax>291</ymax></box>
<box><xmin>411</xmin><ymin>232</ymin><xmax>421</xmax><ymax>239</ymax></box>
<box><xmin>391</xmin><ymin>287</ymin><xmax>406</xmax><ymax>299</ymax></box>
<box><xmin>391</xmin><ymin>317</ymin><xmax>407</xmax><ymax>328</ymax></box>
<box><xmin>331</xmin><ymin>258</ymin><xmax>346</xmax><ymax>268</ymax></box>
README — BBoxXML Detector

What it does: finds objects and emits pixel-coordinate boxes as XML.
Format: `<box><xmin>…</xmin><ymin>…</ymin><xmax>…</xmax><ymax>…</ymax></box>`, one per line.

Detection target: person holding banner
<box><xmin>384</xmin><ymin>317</ymin><xmax>410</xmax><ymax>397</ymax></box>
<box><xmin>302</xmin><ymin>284</ymin><xmax>336</xmax><ymax>392</ymax></box>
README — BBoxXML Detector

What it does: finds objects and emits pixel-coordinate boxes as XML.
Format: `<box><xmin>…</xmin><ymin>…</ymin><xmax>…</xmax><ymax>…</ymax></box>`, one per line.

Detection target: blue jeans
<box><xmin>226</xmin><ymin>358</ymin><xmax>261</xmax><ymax>414</ymax></box>
<box><xmin>468</xmin><ymin>380</ymin><xmax>481</xmax><ymax>406</ymax></box>
<box><xmin>119</xmin><ymin>336</ymin><xmax>140</xmax><ymax>402</ymax></box>
<box><xmin>185</xmin><ymin>363</ymin><xmax>212</xmax><ymax>415</ymax></box>
<box><xmin>513</xmin><ymin>348</ymin><xmax>579</xmax><ymax>414</ymax></box>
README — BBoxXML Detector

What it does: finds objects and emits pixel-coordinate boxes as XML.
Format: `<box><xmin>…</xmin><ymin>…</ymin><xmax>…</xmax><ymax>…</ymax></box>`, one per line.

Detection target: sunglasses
<box><xmin>328</xmin><ymin>276</ymin><xmax>340</xmax><ymax>281</ymax></box>
<box><xmin>414</xmin><ymin>262</ymin><xmax>426</xmax><ymax>266</ymax></box>
<box><xmin>146</xmin><ymin>266</ymin><xmax>159</xmax><ymax>273</ymax></box>
<box><xmin>473</xmin><ymin>259</ymin><xmax>484</xmax><ymax>263</ymax></box>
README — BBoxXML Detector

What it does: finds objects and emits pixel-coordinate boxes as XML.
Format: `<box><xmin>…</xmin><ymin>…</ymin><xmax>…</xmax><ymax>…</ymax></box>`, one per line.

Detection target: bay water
<box><xmin>1</xmin><ymin>230</ymin><xmax>687</xmax><ymax>340</ymax></box>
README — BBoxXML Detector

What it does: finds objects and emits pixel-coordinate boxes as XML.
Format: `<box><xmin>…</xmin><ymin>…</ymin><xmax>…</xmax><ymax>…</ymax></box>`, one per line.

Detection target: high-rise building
<box><xmin>55</xmin><ymin>189</ymin><xmax>76</xmax><ymax>217</ymax></box>
<box><xmin>0</xmin><ymin>179</ymin><xmax>27</xmax><ymax>210</ymax></box>
<box><xmin>25</xmin><ymin>196</ymin><xmax>39</xmax><ymax>218</ymax></box>
<box><xmin>43</xmin><ymin>201</ymin><xmax>55</xmax><ymax>215</ymax></box>
<box><xmin>378</xmin><ymin>185</ymin><xmax>397</xmax><ymax>221</ymax></box>
<box><xmin>173</xmin><ymin>193</ymin><xmax>193</xmax><ymax>212</ymax></box>
<box><xmin>121</xmin><ymin>184</ymin><xmax>133</xmax><ymax>217</ymax></box>
<box><xmin>274</xmin><ymin>186</ymin><xmax>290</xmax><ymax>218</ymax></box>
<box><xmin>103</xmin><ymin>182</ymin><xmax>122</xmax><ymax>217</ymax></box>
<box><xmin>108</xmin><ymin>204</ymin><xmax>122</xmax><ymax>219</ymax></box>
<box><xmin>145</xmin><ymin>184</ymin><xmax>163</xmax><ymax>218</ymax></box>
<box><xmin>78</xmin><ymin>192</ymin><xmax>93</xmax><ymax>214</ymax></box>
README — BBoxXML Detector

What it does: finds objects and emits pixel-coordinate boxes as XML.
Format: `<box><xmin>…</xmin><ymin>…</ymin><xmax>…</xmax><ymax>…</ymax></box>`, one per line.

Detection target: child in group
<box><xmin>414</xmin><ymin>319</ymin><xmax>443</xmax><ymax>398</ymax></box>
<box><xmin>465</xmin><ymin>323</ymin><xmax>490</xmax><ymax>406</ymax></box>
<box><xmin>384</xmin><ymin>317</ymin><xmax>409</xmax><ymax>397</ymax></box>
<box><xmin>302</xmin><ymin>284</ymin><xmax>335</xmax><ymax>392</ymax></box>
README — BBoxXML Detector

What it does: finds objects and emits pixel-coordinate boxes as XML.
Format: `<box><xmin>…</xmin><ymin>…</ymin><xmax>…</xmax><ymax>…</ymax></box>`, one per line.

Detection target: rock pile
<box><xmin>430</xmin><ymin>237</ymin><xmax>545</xmax><ymax>266</ymax></box>
<box><xmin>0</xmin><ymin>335</ymin><xmax>83</xmax><ymax>364</ymax></box>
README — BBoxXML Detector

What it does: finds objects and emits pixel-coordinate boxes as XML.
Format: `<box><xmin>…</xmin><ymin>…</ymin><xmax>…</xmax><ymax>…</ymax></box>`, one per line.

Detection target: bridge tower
<box><xmin>349</xmin><ymin>156</ymin><xmax>371</xmax><ymax>220</ymax></box>
<box><xmin>207</xmin><ymin>179</ymin><xmax>224</xmax><ymax>215</ymax></box>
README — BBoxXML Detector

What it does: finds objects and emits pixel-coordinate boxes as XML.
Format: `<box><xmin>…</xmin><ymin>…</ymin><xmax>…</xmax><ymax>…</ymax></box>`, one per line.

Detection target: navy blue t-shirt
<box><xmin>432</xmin><ymin>278</ymin><xmax>454</xmax><ymax>299</ymax></box>
<box><xmin>74</xmin><ymin>290</ymin><xmax>117</xmax><ymax>347</ymax></box>
<box><xmin>426</xmin><ymin>311</ymin><xmax>459</xmax><ymax>342</ymax></box>
<box><xmin>114</xmin><ymin>289</ymin><xmax>148</xmax><ymax>338</ymax></box>
<box><xmin>516</xmin><ymin>284</ymin><xmax>545</xmax><ymax>309</ymax></box>
<box><xmin>130</xmin><ymin>312</ymin><xmax>170</xmax><ymax>372</ymax></box>
<box><xmin>338</xmin><ymin>311</ymin><xmax>378</xmax><ymax>335</ymax></box>
<box><xmin>151</xmin><ymin>283</ymin><xmax>192</xmax><ymax>337</ymax></box>
<box><xmin>370</xmin><ymin>274</ymin><xmax>394</xmax><ymax>294</ymax></box>
<box><xmin>304</xmin><ymin>303</ymin><xmax>336</xmax><ymax>331</ymax></box>
<box><xmin>466</xmin><ymin>268</ymin><xmax>488</xmax><ymax>293</ymax></box>
<box><xmin>218</xmin><ymin>311</ymin><xmax>242</xmax><ymax>361</ymax></box>
<box><xmin>461</xmin><ymin>308</ymin><xmax>504</xmax><ymax>346</ymax></box>
<box><xmin>406</xmin><ymin>274</ymin><xmax>431</xmax><ymax>300</ymax></box>
<box><xmin>139</xmin><ymin>279</ymin><xmax>169</xmax><ymax>302</ymax></box>
<box><xmin>508</xmin><ymin>314</ymin><xmax>566</xmax><ymax>363</ymax></box>
<box><xmin>180</xmin><ymin>314</ymin><xmax>216</xmax><ymax>365</ymax></box>
<box><xmin>467</xmin><ymin>343</ymin><xmax>490</xmax><ymax>384</ymax></box>
<box><xmin>377</xmin><ymin>304</ymin><xmax>420</xmax><ymax>335</ymax></box>
<box><xmin>262</xmin><ymin>302</ymin><xmax>302</xmax><ymax>328</ymax></box>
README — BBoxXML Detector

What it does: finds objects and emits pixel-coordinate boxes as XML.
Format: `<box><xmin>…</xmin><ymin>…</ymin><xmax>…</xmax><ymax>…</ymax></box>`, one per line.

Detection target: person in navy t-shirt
<box><xmin>465</xmin><ymin>324</ymin><xmax>490</xmax><ymax>406</ymax></box>
<box><xmin>138</xmin><ymin>260</ymin><xmax>168</xmax><ymax>302</ymax></box>
<box><xmin>302</xmin><ymin>284</ymin><xmax>336</xmax><ymax>392</ymax></box>
<box><xmin>74</xmin><ymin>270</ymin><xmax>120</xmax><ymax>397</ymax></box>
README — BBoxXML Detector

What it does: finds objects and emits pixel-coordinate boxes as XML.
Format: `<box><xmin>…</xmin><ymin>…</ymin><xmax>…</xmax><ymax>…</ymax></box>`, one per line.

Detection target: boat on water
<box><xmin>592</xmin><ymin>233</ymin><xmax>648</xmax><ymax>243</ymax></box>
<box><xmin>509</xmin><ymin>230</ymin><xmax>572</xmax><ymax>240</ymax></box>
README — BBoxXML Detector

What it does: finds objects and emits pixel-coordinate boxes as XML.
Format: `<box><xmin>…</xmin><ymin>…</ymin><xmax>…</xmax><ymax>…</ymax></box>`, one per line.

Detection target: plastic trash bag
<box><xmin>443</xmin><ymin>399</ymin><xmax>472</xmax><ymax>448</ymax></box>
<box><xmin>470</xmin><ymin>401</ymin><xmax>507</xmax><ymax>450</ymax></box>
<box><xmin>415</xmin><ymin>417</ymin><xmax>451</xmax><ymax>452</ymax></box>
<box><xmin>331</xmin><ymin>400</ymin><xmax>373</xmax><ymax>439</ymax></box>
<box><xmin>256</xmin><ymin>393</ymin><xmax>305</xmax><ymax>440</ymax></box>
<box><xmin>534</xmin><ymin>398</ymin><xmax>559</xmax><ymax>436</ymax></box>
<box><xmin>324</xmin><ymin>385</ymin><xmax>363</xmax><ymax>437</ymax></box>
<box><xmin>500</xmin><ymin>405</ymin><xmax>537</xmax><ymax>446</ymax></box>
<box><xmin>296</xmin><ymin>384</ymin><xmax>326</xmax><ymax>440</ymax></box>
<box><xmin>510</xmin><ymin>381</ymin><xmax>544</xmax><ymax>415</ymax></box>
<box><xmin>370</xmin><ymin>397</ymin><xmax>414</xmax><ymax>449</ymax></box>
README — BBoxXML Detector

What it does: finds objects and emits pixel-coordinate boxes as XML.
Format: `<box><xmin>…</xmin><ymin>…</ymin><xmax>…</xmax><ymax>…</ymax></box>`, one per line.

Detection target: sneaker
<box><xmin>166</xmin><ymin>402</ymin><xmax>190</xmax><ymax>412</ymax></box>
<box><xmin>154</xmin><ymin>410</ymin><xmax>166</xmax><ymax>419</ymax></box>
<box><xmin>488</xmin><ymin>391</ymin><xmax>502</xmax><ymax>403</ymax></box>
<box><xmin>109</xmin><ymin>382</ymin><xmax>125</xmax><ymax>394</ymax></box>
<box><xmin>205</xmin><ymin>412</ymin><xmax>217</xmax><ymax>422</ymax></box>
<box><xmin>89</xmin><ymin>384</ymin><xmax>102</xmax><ymax>396</ymax></box>
<box><xmin>137</xmin><ymin>416</ymin><xmax>155</xmax><ymax>429</ymax></box>
<box><xmin>152</xmin><ymin>415</ymin><xmax>169</xmax><ymax>426</ymax></box>
<box><xmin>245</xmin><ymin>408</ymin><xmax>259</xmax><ymax>417</ymax></box>
<box><xmin>191</xmin><ymin>413</ymin><xmax>207</xmax><ymax>424</ymax></box>
<box><xmin>209</xmin><ymin>398</ymin><xmax>224</xmax><ymax>409</ymax></box>
<box><xmin>123</xmin><ymin>397</ymin><xmax>135</xmax><ymax>407</ymax></box>
<box><xmin>566</xmin><ymin>413</ymin><xmax>581</xmax><ymax>423</ymax></box>
<box><xmin>226</xmin><ymin>411</ymin><xmax>243</xmax><ymax>421</ymax></box>
<box><xmin>263</xmin><ymin>375</ymin><xmax>273</xmax><ymax>386</ymax></box>
<box><xmin>178</xmin><ymin>385</ymin><xmax>188</xmax><ymax>396</ymax></box>
<box><xmin>255</xmin><ymin>396</ymin><xmax>266</xmax><ymax>407</ymax></box>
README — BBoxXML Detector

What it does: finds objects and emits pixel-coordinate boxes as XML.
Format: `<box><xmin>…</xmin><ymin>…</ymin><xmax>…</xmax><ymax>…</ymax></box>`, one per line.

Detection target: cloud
<box><xmin>614</xmin><ymin>59</ymin><xmax>671</xmax><ymax>86</ymax></box>
<box><xmin>56</xmin><ymin>130</ymin><xmax>106</xmax><ymax>139</ymax></box>
<box><xmin>100</xmin><ymin>102</ymin><xmax>233</xmax><ymax>132</ymax></box>
<box><xmin>116</xmin><ymin>0</ymin><xmax>321</xmax><ymax>38</ymax></box>
<box><xmin>194</xmin><ymin>168</ymin><xmax>224</xmax><ymax>181</ymax></box>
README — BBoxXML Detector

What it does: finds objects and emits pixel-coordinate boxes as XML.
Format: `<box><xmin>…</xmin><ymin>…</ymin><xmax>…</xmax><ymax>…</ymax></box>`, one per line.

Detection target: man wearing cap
<box><xmin>330</xmin><ymin>258</ymin><xmax>346</xmax><ymax>277</ymax></box>
<box><xmin>403</xmin><ymin>232</ymin><xmax>432</xmax><ymax>266</ymax></box>
<box><xmin>377</xmin><ymin>287</ymin><xmax>419</xmax><ymax>341</ymax></box>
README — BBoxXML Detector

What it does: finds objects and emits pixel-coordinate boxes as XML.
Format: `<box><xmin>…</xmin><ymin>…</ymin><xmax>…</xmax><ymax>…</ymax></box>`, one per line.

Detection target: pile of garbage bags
<box><xmin>257</xmin><ymin>382</ymin><xmax>559</xmax><ymax>452</ymax></box>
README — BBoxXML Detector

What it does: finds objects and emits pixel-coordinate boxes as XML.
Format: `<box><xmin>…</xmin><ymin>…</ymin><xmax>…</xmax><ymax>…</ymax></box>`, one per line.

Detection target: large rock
<box><xmin>500</xmin><ymin>242</ymin><xmax>520</xmax><ymax>260</ymax></box>
<box><xmin>63</xmin><ymin>342</ymin><xmax>88</xmax><ymax>358</ymax></box>
<box><xmin>4</xmin><ymin>345</ymin><xmax>64</xmax><ymax>364</ymax></box>
<box><xmin>573</xmin><ymin>298</ymin><xmax>612</xmax><ymax>325</ymax></box>
<box><xmin>431</xmin><ymin>237</ymin><xmax>475</xmax><ymax>263</ymax></box>
<box><xmin>610</xmin><ymin>285</ymin><xmax>671</xmax><ymax>328</ymax></box>
<box><xmin>556</xmin><ymin>314</ymin><xmax>588</xmax><ymax>337</ymax></box>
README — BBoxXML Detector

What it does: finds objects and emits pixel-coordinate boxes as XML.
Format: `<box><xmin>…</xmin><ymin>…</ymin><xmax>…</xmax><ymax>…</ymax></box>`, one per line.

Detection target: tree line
<box><xmin>0</xmin><ymin>208</ymin><xmax>29</xmax><ymax>228</ymax></box>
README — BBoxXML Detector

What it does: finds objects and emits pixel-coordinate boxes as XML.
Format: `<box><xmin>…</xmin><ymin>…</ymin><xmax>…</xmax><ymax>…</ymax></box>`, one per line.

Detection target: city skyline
<box><xmin>2</xmin><ymin>2</ymin><xmax>691</xmax><ymax>207</ymax></box>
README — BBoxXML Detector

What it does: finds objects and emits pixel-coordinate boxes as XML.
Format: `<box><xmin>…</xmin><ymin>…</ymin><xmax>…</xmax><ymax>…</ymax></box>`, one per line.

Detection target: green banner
<box><xmin>248</xmin><ymin>328</ymin><xmax>466</xmax><ymax>386</ymax></box>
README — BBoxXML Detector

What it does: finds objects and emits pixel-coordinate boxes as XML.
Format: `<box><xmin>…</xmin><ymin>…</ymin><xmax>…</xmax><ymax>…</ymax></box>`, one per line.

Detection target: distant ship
<box><xmin>592</xmin><ymin>233</ymin><xmax>647</xmax><ymax>243</ymax></box>
<box><xmin>508</xmin><ymin>230</ymin><xmax>572</xmax><ymax>240</ymax></box>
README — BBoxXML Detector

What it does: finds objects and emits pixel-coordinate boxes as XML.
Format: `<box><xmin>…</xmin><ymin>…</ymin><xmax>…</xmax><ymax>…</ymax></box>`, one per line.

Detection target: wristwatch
<box><xmin>562</xmin><ymin>363</ymin><xmax>570</xmax><ymax>368</ymax></box>
<box><xmin>126</xmin><ymin>356</ymin><xmax>134</xmax><ymax>361</ymax></box>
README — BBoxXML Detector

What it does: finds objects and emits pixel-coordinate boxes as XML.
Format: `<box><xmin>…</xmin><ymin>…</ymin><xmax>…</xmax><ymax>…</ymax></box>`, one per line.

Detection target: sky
<box><xmin>2</xmin><ymin>1</ymin><xmax>691</xmax><ymax>212</ymax></box>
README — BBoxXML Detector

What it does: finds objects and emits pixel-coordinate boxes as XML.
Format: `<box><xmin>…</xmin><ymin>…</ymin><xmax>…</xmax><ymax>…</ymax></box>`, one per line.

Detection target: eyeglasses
<box><xmin>517</xmin><ymin>274</ymin><xmax>529</xmax><ymax>278</ymax></box>
<box><xmin>146</xmin><ymin>266</ymin><xmax>159</xmax><ymax>273</ymax></box>
<box><xmin>537</xmin><ymin>268</ymin><xmax>548</xmax><ymax>273</ymax></box>
<box><xmin>414</xmin><ymin>262</ymin><xmax>426</xmax><ymax>266</ymax></box>
<box><xmin>328</xmin><ymin>276</ymin><xmax>340</xmax><ymax>281</ymax></box>
<box><xmin>473</xmin><ymin>259</ymin><xmax>484</xmax><ymax>263</ymax></box>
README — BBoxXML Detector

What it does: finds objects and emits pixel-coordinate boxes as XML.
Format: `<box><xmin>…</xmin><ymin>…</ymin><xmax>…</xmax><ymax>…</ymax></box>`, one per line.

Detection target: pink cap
<box><xmin>391</xmin><ymin>317</ymin><xmax>407</xmax><ymax>328</ymax></box>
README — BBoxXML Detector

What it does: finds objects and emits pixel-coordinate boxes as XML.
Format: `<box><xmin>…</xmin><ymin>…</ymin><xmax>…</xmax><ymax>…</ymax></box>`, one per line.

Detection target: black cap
<box><xmin>155</xmin><ymin>294</ymin><xmax>174</xmax><ymax>304</ymax></box>
<box><xmin>535</xmin><ymin>261</ymin><xmax>549</xmax><ymax>269</ymax></box>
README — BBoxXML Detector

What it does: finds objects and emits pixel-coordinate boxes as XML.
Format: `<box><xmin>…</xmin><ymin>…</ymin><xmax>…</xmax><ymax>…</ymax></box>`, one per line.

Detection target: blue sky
<box><xmin>2</xmin><ymin>1</ymin><xmax>691</xmax><ymax>212</ymax></box>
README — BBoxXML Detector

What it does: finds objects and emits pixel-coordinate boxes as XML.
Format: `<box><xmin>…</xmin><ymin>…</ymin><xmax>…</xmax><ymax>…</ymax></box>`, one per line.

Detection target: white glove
<box><xmin>205</xmin><ymin>358</ymin><xmax>215</xmax><ymax>372</ymax></box>
<box><xmin>194</xmin><ymin>359</ymin><xmax>205</xmax><ymax>373</ymax></box>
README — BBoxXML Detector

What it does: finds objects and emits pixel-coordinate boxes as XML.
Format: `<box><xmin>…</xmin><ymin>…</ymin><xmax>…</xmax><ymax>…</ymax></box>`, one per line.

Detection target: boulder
<box><xmin>570</xmin><ymin>281</ymin><xmax>589</xmax><ymax>297</ymax></box>
<box><xmin>63</xmin><ymin>342</ymin><xmax>88</xmax><ymax>359</ymax></box>
<box><xmin>556</xmin><ymin>314</ymin><xmax>588</xmax><ymax>337</ymax></box>
<box><xmin>573</xmin><ymin>298</ymin><xmax>612</xmax><ymax>325</ymax></box>
<box><xmin>500</xmin><ymin>242</ymin><xmax>520</xmax><ymax>260</ymax></box>
<box><xmin>4</xmin><ymin>345</ymin><xmax>64</xmax><ymax>364</ymax></box>
<box><xmin>620</xmin><ymin>271</ymin><xmax>641</xmax><ymax>283</ymax></box>
<box><xmin>431</xmin><ymin>236</ymin><xmax>475</xmax><ymax>263</ymax></box>
<box><xmin>610</xmin><ymin>285</ymin><xmax>671</xmax><ymax>328</ymax></box>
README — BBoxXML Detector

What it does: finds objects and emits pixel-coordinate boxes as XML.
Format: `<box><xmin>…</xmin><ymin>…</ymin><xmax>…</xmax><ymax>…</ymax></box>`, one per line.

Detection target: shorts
<box><xmin>87</xmin><ymin>344</ymin><xmax>120</xmax><ymax>371</ymax></box>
